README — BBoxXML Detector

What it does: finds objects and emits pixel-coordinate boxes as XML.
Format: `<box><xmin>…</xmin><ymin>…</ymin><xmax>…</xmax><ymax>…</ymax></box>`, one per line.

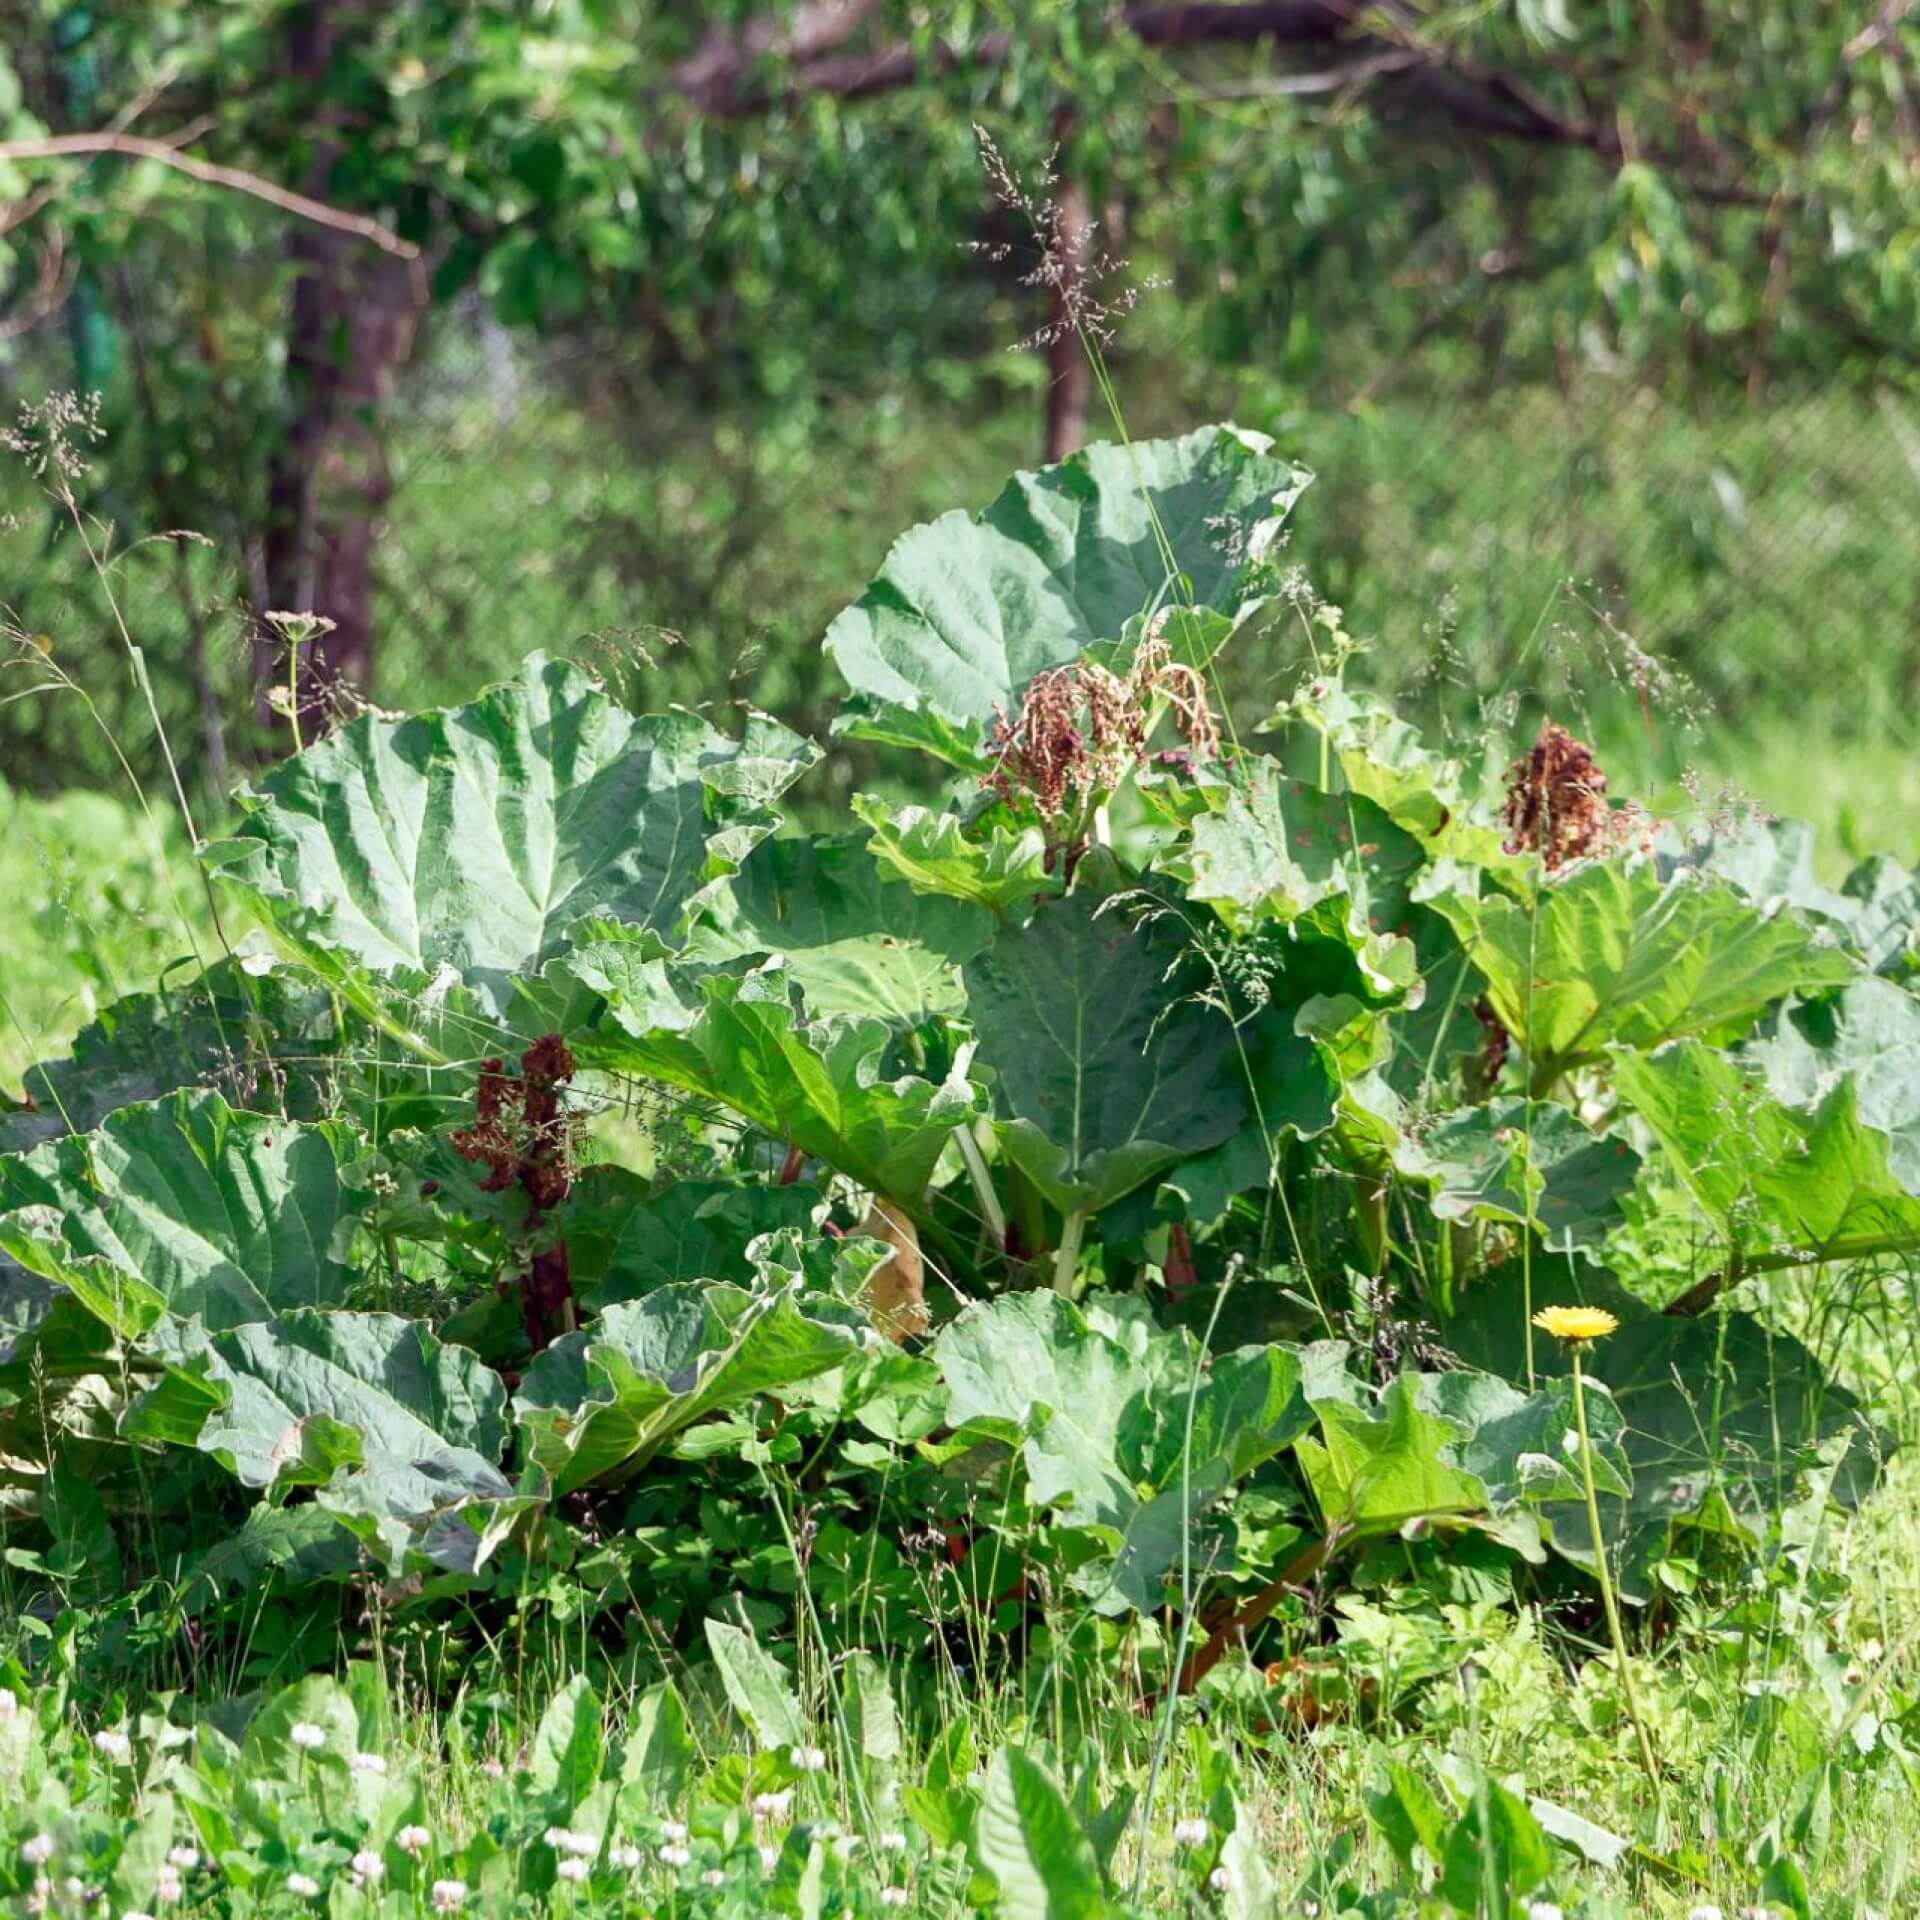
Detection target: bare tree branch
<box><xmin>0</xmin><ymin>132</ymin><xmax>418</xmax><ymax>257</ymax></box>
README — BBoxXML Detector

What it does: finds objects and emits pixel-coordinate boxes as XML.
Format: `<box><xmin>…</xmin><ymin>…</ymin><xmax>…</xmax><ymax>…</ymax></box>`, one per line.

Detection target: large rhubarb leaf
<box><xmin>124</xmin><ymin>1309</ymin><xmax>522</xmax><ymax>1573</ymax></box>
<box><xmin>850</xmin><ymin>796</ymin><xmax>1058</xmax><ymax>919</ymax></box>
<box><xmin>963</xmin><ymin>893</ymin><xmax>1244</xmax><ymax>1216</ymax></box>
<box><xmin>513</xmin><ymin>1280</ymin><xmax>870</xmax><ymax>1494</ymax></box>
<box><xmin>567</xmin><ymin>933</ymin><xmax>978</xmax><ymax>1205</ymax></box>
<box><xmin>825</xmin><ymin>426</ymin><xmax>1310</xmax><ymax>766</ymax></box>
<box><xmin>0</xmin><ymin>1090</ymin><xmax>367</xmax><ymax>1337</ymax></box>
<box><xmin>203</xmin><ymin>654</ymin><xmax>817</xmax><ymax>1013</ymax></box>
<box><xmin>1441</xmin><ymin>862</ymin><xmax>1854</xmax><ymax>1081</ymax></box>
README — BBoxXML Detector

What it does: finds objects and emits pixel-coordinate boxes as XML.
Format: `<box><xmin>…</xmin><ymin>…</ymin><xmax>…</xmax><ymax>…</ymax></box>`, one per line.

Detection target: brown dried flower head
<box><xmin>1501</xmin><ymin>722</ymin><xmax>1617</xmax><ymax>871</ymax></box>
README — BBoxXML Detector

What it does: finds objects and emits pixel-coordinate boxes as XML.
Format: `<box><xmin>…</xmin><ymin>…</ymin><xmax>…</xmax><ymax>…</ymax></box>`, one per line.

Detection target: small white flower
<box><xmin>479</xmin><ymin>1759</ymin><xmax>505</xmax><ymax>1779</ymax></box>
<box><xmin>61</xmin><ymin>1880</ymin><xmax>84</xmax><ymax>1899</ymax></box>
<box><xmin>610</xmin><ymin>1845</ymin><xmax>644</xmax><ymax>1871</ymax></box>
<box><xmin>430</xmin><ymin>1880</ymin><xmax>467</xmax><ymax>1912</ymax></box>
<box><xmin>1687</xmin><ymin>1908</ymin><xmax>1723</xmax><ymax>1920</ymax></box>
<box><xmin>789</xmin><ymin>1743</ymin><xmax>828</xmax><ymax>1773</ymax></box>
<box><xmin>287</xmin><ymin>1872</ymin><xmax>321</xmax><ymax>1898</ymax></box>
<box><xmin>167</xmin><ymin>1849</ymin><xmax>198</xmax><ymax>1872</ymax></box>
<box><xmin>560</xmin><ymin>1831</ymin><xmax>597</xmax><ymax>1859</ymax></box>
<box><xmin>659</xmin><ymin>1844</ymin><xmax>692</xmax><ymax>1869</ymax></box>
<box><xmin>352</xmin><ymin>1852</ymin><xmax>384</xmax><ymax>1882</ymax></box>
<box><xmin>92</xmin><ymin>1730</ymin><xmax>131</xmax><ymax>1762</ymax></box>
<box><xmin>556</xmin><ymin>1858</ymin><xmax>590</xmax><ymax>1884</ymax></box>
<box><xmin>155</xmin><ymin>1865</ymin><xmax>183</xmax><ymax>1903</ymax></box>
<box><xmin>881</xmin><ymin>1891</ymin><xmax>910</xmax><ymax>1911</ymax></box>
<box><xmin>21</xmin><ymin>1836</ymin><xmax>54</xmax><ymax>1868</ymax></box>
<box><xmin>1209</xmin><ymin>1864</ymin><xmax>1239</xmax><ymax>1894</ymax></box>
<box><xmin>1527</xmin><ymin>1905</ymin><xmax>1564</xmax><ymax>1920</ymax></box>
<box><xmin>396</xmin><ymin>1825</ymin><xmax>433</xmax><ymax>1856</ymax></box>
<box><xmin>752</xmin><ymin>1789</ymin><xmax>794</xmax><ymax>1822</ymax></box>
<box><xmin>833</xmin><ymin>1834</ymin><xmax>862</xmax><ymax>1862</ymax></box>
<box><xmin>660</xmin><ymin>1820</ymin><xmax>689</xmax><ymax>1844</ymax></box>
<box><xmin>544</xmin><ymin>1827</ymin><xmax>571</xmax><ymax>1848</ymax></box>
<box><xmin>878</xmin><ymin>1830</ymin><xmax>908</xmax><ymax>1853</ymax></box>
<box><xmin>350</xmin><ymin>1751</ymin><xmax>387</xmax><ymax>1776</ymax></box>
<box><xmin>758</xmin><ymin>1846</ymin><xmax>779</xmax><ymax>1873</ymax></box>
<box><xmin>0</xmin><ymin>1686</ymin><xmax>17</xmax><ymax>1720</ymax></box>
<box><xmin>289</xmin><ymin>1722</ymin><xmax>326</xmax><ymax>1752</ymax></box>
<box><xmin>1172</xmin><ymin>1817</ymin><xmax>1209</xmax><ymax>1849</ymax></box>
<box><xmin>701</xmin><ymin>1870</ymin><xmax>726</xmax><ymax>1887</ymax></box>
<box><xmin>120</xmin><ymin>1911</ymin><xmax>156</xmax><ymax>1920</ymax></box>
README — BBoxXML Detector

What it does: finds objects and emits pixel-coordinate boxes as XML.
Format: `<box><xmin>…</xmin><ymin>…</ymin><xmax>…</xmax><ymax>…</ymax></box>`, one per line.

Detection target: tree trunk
<box><xmin>1044</xmin><ymin>169</ymin><xmax>1092</xmax><ymax>462</ymax></box>
<box><xmin>260</xmin><ymin>0</ymin><xmax>422</xmax><ymax>734</ymax></box>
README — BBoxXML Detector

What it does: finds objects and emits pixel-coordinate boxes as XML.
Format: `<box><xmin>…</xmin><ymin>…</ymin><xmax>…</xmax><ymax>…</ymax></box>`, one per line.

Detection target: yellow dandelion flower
<box><xmin>1531</xmin><ymin>1305</ymin><xmax>1618</xmax><ymax>1343</ymax></box>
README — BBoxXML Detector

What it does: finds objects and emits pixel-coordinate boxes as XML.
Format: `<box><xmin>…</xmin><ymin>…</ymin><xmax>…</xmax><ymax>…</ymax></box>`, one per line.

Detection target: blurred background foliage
<box><xmin>1</xmin><ymin>0</ymin><xmax>1919</xmax><ymax>835</ymax></box>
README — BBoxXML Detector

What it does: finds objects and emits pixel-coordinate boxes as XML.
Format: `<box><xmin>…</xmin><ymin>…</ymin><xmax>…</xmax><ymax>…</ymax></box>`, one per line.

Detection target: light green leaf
<box><xmin>205</xmin><ymin>654</ymin><xmax>816</xmax><ymax>1013</ymax></box>
<box><xmin>704</xmin><ymin>1618</ymin><xmax>807</xmax><ymax>1748</ymax></box>
<box><xmin>826</xmin><ymin>426</ymin><xmax>1309</xmax><ymax>766</ymax></box>
<box><xmin>851</xmin><ymin>796</ymin><xmax>1058</xmax><ymax>917</ymax></box>
<box><xmin>964</xmin><ymin>892</ymin><xmax>1245</xmax><ymax>1215</ymax></box>
<box><xmin>513</xmin><ymin>1280</ymin><xmax>870</xmax><ymax>1495</ymax></box>
<box><xmin>530</xmin><ymin>1675</ymin><xmax>603</xmax><ymax>1807</ymax></box>
<box><xmin>974</xmin><ymin>1748</ymin><xmax>1113</xmax><ymax>1920</ymax></box>
<box><xmin>1295</xmin><ymin>1374</ymin><xmax>1488</xmax><ymax>1535</ymax></box>
<box><xmin>619</xmin><ymin>1683</ymin><xmax>692</xmax><ymax>1812</ymax></box>
<box><xmin>0</xmin><ymin>1090</ymin><xmax>366</xmax><ymax>1335</ymax></box>
<box><xmin>1441</xmin><ymin>862</ymin><xmax>1855</xmax><ymax>1077</ymax></box>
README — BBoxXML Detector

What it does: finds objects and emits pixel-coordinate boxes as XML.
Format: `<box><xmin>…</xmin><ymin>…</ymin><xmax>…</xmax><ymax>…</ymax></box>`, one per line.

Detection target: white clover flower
<box><xmin>1209</xmin><ymin>1864</ymin><xmax>1239</xmax><ymax>1894</ymax></box>
<box><xmin>833</xmin><ymin>1835</ymin><xmax>863</xmax><ymax>1862</ymax></box>
<box><xmin>789</xmin><ymin>1744</ymin><xmax>828</xmax><ymax>1773</ymax></box>
<box><xmin>701</xmin><ymin>1870</ymin><xmax>726</xmax><ymax>1887</ymax></box>
<box><xmin>289</xmin><ymin>1722</ymin><xmax>326</xmax><ymax>1753</ymax></box>
<box><xmin>120</xmin><ymin>1911</ymin><xmax>156</xmax><ymax>1920</ymax></box>
<box><xmin>659</xmin><ymin>1844</ymin><xmax>692</xmax><ymax>1869</ymax></box>
<box><xmin>350</xmin><ymin>1751</ymin><xmax>388</xmax><ymax>1777</ymax></box>
<box><xmin>0</xmin><ymin>1686</ymin><xmax>18</xmax><ymax>1720</ymax></box>
<box><xmin>61</xmin><ymin>1880</ymin><xmax>84</xmax><ymax>1899</ymax></box>
<box><xmin>287</xmin><ymin>1872</ymin><xmax>321</xmax><ymax>1898</ymax></box>
<box><xmin>1172</xmin><ymin>1817</ymin><xmax>1209</xmax><ymax>1850</ymax></box>
<box><xmin>431</xmin><ymin>1879</ymin><xmax>467</xmax><ymax>1912</ymax></box>
<box><xmin>479</xmin><ymin>1759</ymin><xmax>506</xmax><ymax>1780</ymax></box>
<box><xmin>396</xmin><ymin>1825</ymin><xmax>433</xmax><ymax>1856</ymax></box>
<box><xmin>543</xmin><ymin>1827</ymin><xmax>571</xmax><ymax>1848</ymax></box>
<box><xmin>610</xmin><ymin>1845</ymin><xmax>644</xmax><ymax>1871</ymax></box>
<box><xmin>92</xmin><ymin>1730</ymin><xmax>131</xmax><ymax>1762</ymax></box>
<box><xmin>560</xmin><ymin>1832</ymin><xmax>597</xmax><ymax>1859</ymax></box>
<box><xmin>660</xmin><ymin>1820</ymin><xmax>689</xmax><ymax>1844</ymax></box>
<box><xmin>21</xmin><ymin>1835</ymin><xmax>54</xmax><ymax>1868</ymax></box>
<box><xmin>1687</xmin><ymin>1908</ymin><xmax>1723</xmax><ymax>1920</ymax></box>
<box><xmin>881</xmin><ymin>1891</ymin><xmax>910</xmax><ymax>1911</ymax></box>
<box><xmin>352</xmin><ymin>1852</ymin><xmax>384</xmax><ymax>1882</ymax></box>
<box><xmin>166</xmin><ymin>1849</ymin><xmax>198</xmax><ymax>1872</ymax></box>
<box><xmin>752</xmin><ymin>1789</ymin><xmax>794</xmax><ymax>1822</ymax></box>
<box><xmin>556</xmin><ymin>1859</ymin><xmax>590</xmax><ymax>1884</ymax></box>
<box><xmin>758</xmin><ymin>1846</ymin><xmax>779</xmax><ymax>1873</ymax></box>
<box><xmin>878</xmin><ymin>1831</ymin><xmax>908</xmax><ymax>1854</ymax></box>
<box><xmin>155</xmin><ymin>1865</ymin><xmax>183</xmax><ymax>1903</ymax></box>
<box><xmin>1527</xmin><ymin>1905</ymin><xmax>1564</xmax><ymax>1920</ymax></box>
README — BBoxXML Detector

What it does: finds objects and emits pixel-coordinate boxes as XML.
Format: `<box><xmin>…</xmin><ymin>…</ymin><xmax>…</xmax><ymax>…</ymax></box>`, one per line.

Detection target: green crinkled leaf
<box><xmin>1441</xmin><ymin>861</ymin><xmax>1856</xmax><ymax>1077</ymax></box>
<box><xmin>563</xmin><ymin>1167</ymin><xmax>823</xmax><ymax>1310</ymax></box>
<box><xmin>1614</xmin><ymin>1038</ymin><xmax>1920</xmax><ymax>1266</ymax></box>
<box><xmin>124</xmin><ymin>1308</ymin><xmax>516</xmax><ymax>1573</ymax></box>
<box><xmin>1838</xmin><ymin>853</ymin><xmax>1920</xmax><ymax>977</ymax></box>
<box><xmin>1443</xmin><ymin>1259</ymin><xmax>1878</xmax><ymax>1597</ymax></box>
<box><xmin>204</xmin><ymin>653</ymin><xmax>817</xmax><ymax>1013</ymax></box>
<box><xmin>1</xmin><ymin>955</ymin><xmax>337</xmax><ymax>1156</ymax></box>
<box><xmin>569</xmin><ymin>947</ymin><xmax>978</xmax><ymax>1204</ymax></box>
<box><xmin>0</xmin><ymin>1089</ymin><xmax>366</xmax><ymax>1335</ymax></box>
<box><xmin>513</xmin><ymin>1279</ymin><xmax>870</xmax><ymax>1495</ymax></box>
<box><xmin>826</xmin><ymin>426</ymin><xmax>1310</xmax><ymax>767</ymax></box>
<box><xmin>964</xmin><ymin>892</ymin><xmax>1245</xmax><ymax>1216</ymax></box>
<box><xmin>1396</xmin><ymin>1097</ymin><xmax>1640</xmax><ymax>1253</ymax></box>
<box><xmin>1295</xmin><ymin>1373</ymin><xmax>1489</xmax><ymax>1536</ymax></box>
<box><xmin>686</xmin><ymin>830</ymin><xmax>991</xmax><ymax>1024</ymax></box>
<box><xmin>851</xmin><ymin>795</ymin><xmax>1058</xmax><ymax>917</ymax></box>
<box><xmin>176</xmin><ymin>1504</ymin><xmax>360</xmax><ymax>1607</ymax></box>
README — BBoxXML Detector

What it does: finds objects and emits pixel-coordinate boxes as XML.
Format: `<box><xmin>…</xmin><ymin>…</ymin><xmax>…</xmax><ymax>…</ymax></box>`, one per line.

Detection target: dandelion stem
<box><xmin>1569</xmin><ymin>1346</ymin><xmax>1663</xmax><ymax>1801</ymax></box>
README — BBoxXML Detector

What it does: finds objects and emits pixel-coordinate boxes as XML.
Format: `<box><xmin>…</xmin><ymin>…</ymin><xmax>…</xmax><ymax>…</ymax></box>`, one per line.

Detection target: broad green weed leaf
<box><xmin>964</xmin><ymin>892</ymin><xmax>1245</xmax><ymax>1215</ymax></box>
<box><xmin>530</xmin><ymin>1674</ymin><xmax>603</xmax><ymax>1807</ymax></box>
<box><xmin>1441</xmin><ymin>861</ymin><xmax>1854</xmax><ymax>1078</ymax></box>
<box><xmin>975</xmin><ymin>1747</ymin><xmax>1112</xmax><ymax>1920</ymax></box>
<box><xmin>514</xmin><ymin>1280</ymin><xmax>869</xmax><ymax>1494</ymax></box>
<box><xmin>619</xmin><ymin>1682</ymin><xmax>692</xmax><ymax>1812</ymax></box>
<box><xmin>0</xmin><ymin>1090</ymin><xmax>366</xmax><ymax>1334</ymax></box>
<box><xmin>826</xmin><ymin>426</ymin><xmax>1309</xmax><ymax>767</ymax></box>
<box><xmin>205</xmin><ymin>654</ymin><xmax>816</xmax><ymax>1013</ymax></box>
<box><xmin>851</xmin><ymin>796</ymin><xmax>1058</xmax><ymax>917</ymax></box>
<box><xmin>1296</xmin><ymin>1374</ymin><xmax>1488</xmax><ymax>1535</ymax></box>
<box><xmin>704</xmin><ymin>1618</ymin><xmax>807</xmax><ymax>1748</ymax></box>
